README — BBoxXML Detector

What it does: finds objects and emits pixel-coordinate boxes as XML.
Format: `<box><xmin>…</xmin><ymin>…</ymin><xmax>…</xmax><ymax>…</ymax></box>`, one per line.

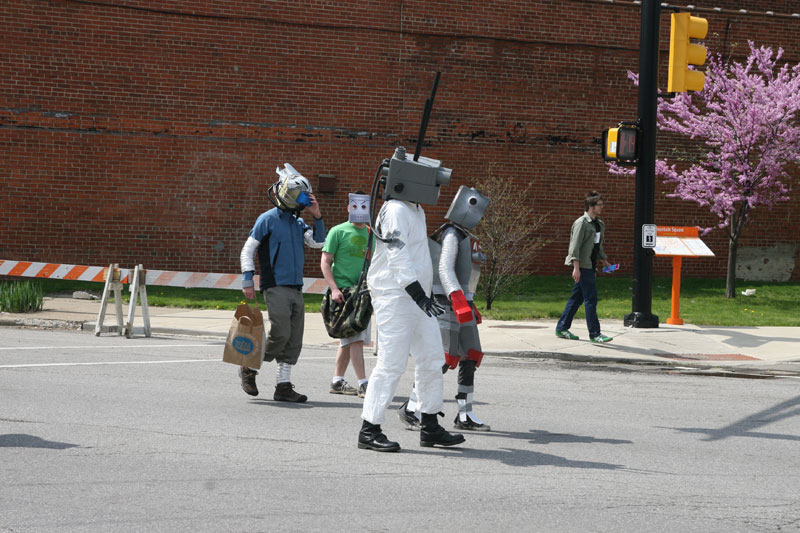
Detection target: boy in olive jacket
<box><xmin>555</xmin><ymin>190</ymin><xmax>614</xmax><ymax>343</ymax></box>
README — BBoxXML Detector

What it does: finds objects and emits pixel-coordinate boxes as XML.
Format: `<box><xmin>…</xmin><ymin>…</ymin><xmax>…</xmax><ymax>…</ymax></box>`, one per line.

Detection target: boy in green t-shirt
<box><xmin>321</xmin><ymin>192</ymin><xmax>373</xmax><ymax>397</ymax></box>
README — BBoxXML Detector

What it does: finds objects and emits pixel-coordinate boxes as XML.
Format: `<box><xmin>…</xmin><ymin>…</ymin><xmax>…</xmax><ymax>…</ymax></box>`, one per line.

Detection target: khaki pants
<box><xmin>262</xmin><ymin>286</ymin><xmax>305</xmax><ymax>365</ymax></box>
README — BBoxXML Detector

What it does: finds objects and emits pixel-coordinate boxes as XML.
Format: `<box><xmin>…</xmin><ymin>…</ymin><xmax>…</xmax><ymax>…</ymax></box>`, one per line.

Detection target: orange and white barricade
<box><xmin>0</xmin><ymin>260</ymin><xmax>130</xmax><ymax>283</ymax></box>
<box><xmin>1</xmin><ymin>259</ymin><xmax>329</xmax><ymax>339</ymax></box>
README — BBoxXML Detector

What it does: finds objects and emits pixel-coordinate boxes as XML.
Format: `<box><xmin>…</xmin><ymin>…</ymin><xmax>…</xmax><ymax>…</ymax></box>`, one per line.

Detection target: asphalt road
<box><xmin>2</xmin><ymin>328</ymin><xmax>799</xmax><ymax>532</ymax></box>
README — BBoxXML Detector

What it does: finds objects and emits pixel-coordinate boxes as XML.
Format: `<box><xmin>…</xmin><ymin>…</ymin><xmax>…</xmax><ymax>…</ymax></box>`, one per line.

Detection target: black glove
<box><xmin>405</xmin><ymin>281</ymin><xmax>446</xmax><ymax>317</ymax></box>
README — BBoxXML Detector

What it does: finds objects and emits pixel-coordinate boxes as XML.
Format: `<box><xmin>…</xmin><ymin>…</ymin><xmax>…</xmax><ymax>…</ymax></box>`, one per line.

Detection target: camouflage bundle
<box><xmin>321</xmin><ymin>283</ymin><xmax>372</xmax><ymax>339</ymax></box>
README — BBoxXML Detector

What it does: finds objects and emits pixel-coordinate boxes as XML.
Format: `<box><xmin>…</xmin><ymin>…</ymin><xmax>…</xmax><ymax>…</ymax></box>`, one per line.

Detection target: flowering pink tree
<box><xmin>615</xmin><ymin>42</ymin><xmax>800</xmax><ymax>298</ymax></box>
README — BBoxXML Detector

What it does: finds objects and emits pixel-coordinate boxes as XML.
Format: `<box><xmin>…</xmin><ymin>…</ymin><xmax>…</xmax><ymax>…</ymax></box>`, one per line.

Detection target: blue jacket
<box><xmin>244</xmin><ymin>207</ymin><xmax>326</xmax><ymax>290</ymax></box>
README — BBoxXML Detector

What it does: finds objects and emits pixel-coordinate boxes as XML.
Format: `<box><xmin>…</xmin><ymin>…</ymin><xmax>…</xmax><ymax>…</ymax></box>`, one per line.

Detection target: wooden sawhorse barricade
<box><xmin>95</xmin><ymin>263</ymin><xmax>151</xmax><ymax>338</ymax></box>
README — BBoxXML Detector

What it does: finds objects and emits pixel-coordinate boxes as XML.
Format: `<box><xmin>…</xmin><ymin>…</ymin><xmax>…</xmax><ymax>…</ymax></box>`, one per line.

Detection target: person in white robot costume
<box><xmin>398</xmin><ymin>185</ymin><xmax>492</xmax><ymax>431</ymax></box>
<box><xmin>358</xmin><ymin>147</ymin><xmax>466</xmax><ymax>452</ymax></box>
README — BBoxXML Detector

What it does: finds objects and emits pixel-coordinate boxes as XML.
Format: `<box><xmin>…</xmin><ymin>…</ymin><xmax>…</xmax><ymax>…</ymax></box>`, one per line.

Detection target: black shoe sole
<box><xmin>358</xmin><ymin>442</ymin><xmax>401</xmax><ymax>452</ymax></box>
<box><xmin>241</xmin><ymin>387</ymin><xmax>258</xmax><ymax>396</ymax></box>
<box><xmin>454</xmin><ymin>423</ymin><xmax>491</xmax><ymax>432</ymax></box>
<box><xmin>273</xmin><ymin>395</ymin><xmax>307</xmax><ymax>403</ymax></box>
<box><xmin>420</xmin><ymin>436</ymin><xmax>466</xmax><ymax>448</ymax></box>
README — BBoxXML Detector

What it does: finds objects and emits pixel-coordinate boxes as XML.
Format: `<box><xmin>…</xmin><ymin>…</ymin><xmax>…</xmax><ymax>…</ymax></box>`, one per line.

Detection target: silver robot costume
<box><xmin>400</xmin><ymin>185</ymin><xmax>491</xmax><ymax>431</ymax></box>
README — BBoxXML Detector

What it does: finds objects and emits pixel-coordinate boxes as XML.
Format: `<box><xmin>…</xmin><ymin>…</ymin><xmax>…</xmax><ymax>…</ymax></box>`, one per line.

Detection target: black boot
<box><xmin>358</xmin><ymin>420</ymin><xmax>401</xmax><ymax>452</ymax></box>
<box><xmin>239</xmin><ymin>367</ymin><xmax>258</xmax><ymax>396</ymax></box>
<box><xmin>273</xmin><ymin>382</ymin><xmax>307</xmax><ymax>403</ymax></box>
<box><xmin>420</xmin><ymin>413</ymin><xmax>465</xmax><ymax>448</ymax></box>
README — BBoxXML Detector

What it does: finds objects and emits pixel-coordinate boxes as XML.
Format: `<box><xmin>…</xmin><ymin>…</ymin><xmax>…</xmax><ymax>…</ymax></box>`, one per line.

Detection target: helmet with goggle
<box><xmin>270</xmin><ymin>163</ymin><xmax>313</xmax><ymax>211</ymax></box>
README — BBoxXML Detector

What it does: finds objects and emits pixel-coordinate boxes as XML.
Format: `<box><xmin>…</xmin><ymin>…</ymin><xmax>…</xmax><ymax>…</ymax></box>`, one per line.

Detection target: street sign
<box><xmin>653</xmin><ymin>226</ymin><xmax>714</xmax><ymax>257</ymax></box>
<box><xmin>653</xmin><ymin>226</ymin><xmax>715</xmax><ymax>325</ymax></box>
<box><xmin>642</xmin><ymin>224</ymin><xmax>657</xmax><ymax>248</ymax></box>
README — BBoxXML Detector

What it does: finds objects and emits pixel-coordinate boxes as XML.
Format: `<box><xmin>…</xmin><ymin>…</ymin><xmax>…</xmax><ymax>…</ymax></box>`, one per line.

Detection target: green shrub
<box><xmin>0</xmin><ymin>280</ymin><xmax>44</xmax><ymax>313</ymax></box>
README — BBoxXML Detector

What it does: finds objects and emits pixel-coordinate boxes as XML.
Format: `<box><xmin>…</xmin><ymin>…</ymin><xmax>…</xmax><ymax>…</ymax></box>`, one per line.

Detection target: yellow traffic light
<box><xmin>667</xmin><ymin>12</ymin><xmax>708</xmax><ymax>92</ymax></box>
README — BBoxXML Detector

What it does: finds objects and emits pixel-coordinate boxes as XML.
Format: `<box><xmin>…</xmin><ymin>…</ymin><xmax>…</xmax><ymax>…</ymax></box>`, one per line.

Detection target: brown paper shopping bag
<box><xmin>222</xmin><ymin>303</ymin><xmax>265</xmax><ymax>369</ymax></box>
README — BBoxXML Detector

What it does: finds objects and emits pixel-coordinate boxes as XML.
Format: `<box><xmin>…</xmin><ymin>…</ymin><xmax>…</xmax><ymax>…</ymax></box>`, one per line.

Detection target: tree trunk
<box><xmin>725</xmin><ymin>237</ymin><xmax>738</xmax><ymax>299</ymax></box>
<box><xmin>485</xmin><ymin>281</ymin><xmax>494</xmax><ymax>310</ymax></box>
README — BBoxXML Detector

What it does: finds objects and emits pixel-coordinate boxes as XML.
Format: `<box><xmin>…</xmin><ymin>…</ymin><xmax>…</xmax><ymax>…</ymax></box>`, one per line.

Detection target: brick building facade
<box><xmin>1</xmin><ymin>0</ymin><xmax>798</xmax><ymax>280</ymax></box>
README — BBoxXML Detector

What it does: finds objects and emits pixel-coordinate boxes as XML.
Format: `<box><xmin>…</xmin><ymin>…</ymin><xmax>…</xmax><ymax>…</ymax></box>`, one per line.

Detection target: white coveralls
<box><xmin>361</xmin><ymin>200</ymin><xmax>445</xmax><ymax>424</ymax></box>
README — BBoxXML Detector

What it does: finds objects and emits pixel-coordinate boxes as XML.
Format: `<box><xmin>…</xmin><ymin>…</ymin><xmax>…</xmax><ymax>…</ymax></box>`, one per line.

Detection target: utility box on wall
<box><xmin>317</xmin><ymin>174</ymin><xmax>337</xmax><ymax>194</ymax></box>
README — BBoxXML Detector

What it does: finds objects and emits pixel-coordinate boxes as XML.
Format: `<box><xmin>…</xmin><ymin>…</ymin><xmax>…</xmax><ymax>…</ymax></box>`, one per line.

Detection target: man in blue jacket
<box><xmin>239</xmin><ymin>163</ymin><xmax>326</xmax><ymax>402</ymax></box>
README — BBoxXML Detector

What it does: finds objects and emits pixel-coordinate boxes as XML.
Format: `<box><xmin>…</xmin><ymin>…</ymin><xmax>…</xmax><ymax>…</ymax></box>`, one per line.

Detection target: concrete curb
<box><xmin>488</xmin><ymin>350</ymin><xmax>800</xmax><ymax>377</ymax></box>
<box><xmin>0</xmin><ymin>317</ymin><xmax>84</xmax><ymax>330</ymax></box>
<box><xmin>4</xmin><ymin>316</ymin><xmax>800</xmax><ymax>377</ymax></box>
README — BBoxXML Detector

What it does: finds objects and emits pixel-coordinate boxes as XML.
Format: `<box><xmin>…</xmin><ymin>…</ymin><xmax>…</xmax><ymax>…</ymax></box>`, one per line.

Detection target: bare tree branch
<box><xmin>472</xmin><ymin>168</ymin><xmax>550</xmax><ymax>310</ymax></box>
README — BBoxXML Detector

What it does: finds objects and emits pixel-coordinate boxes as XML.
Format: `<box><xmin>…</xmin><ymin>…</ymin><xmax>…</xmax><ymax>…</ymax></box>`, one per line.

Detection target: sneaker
<box><xmin>397</xmin><ymin>400</ymin><xmax>421</xmax><ymax>430</ymax></box>
<box><xmin>454</xmin><ymin>413</ymin><xmax>491</xmax><ymax>432</ymax></box>
<box><xmin>239</xmin><ymin>367</ymin><xmax>258</xmax><ymax>396</ymax></box>
<box><xmin>274</xmin><ymin>382</ymin><xmax>308</xmax><ymax>403</ymax></box>
<box><xmin>358</xmin><ymin>382</ymin><xmax>368</xmax><ymax>398</ymax></box>
<box><xmin>329</xmin><ymin>380</ymin><xmax>358</xmax><ymax>396</ymax></box>
<box><xmin>555</xmin><ymin>329</ymin><xmax>579</xmax><ymax>340</ymax></box>
<box><xmin>590</xmin><ymin>334</ymin><xmax>613</xmax><ymax>344</ymax></box>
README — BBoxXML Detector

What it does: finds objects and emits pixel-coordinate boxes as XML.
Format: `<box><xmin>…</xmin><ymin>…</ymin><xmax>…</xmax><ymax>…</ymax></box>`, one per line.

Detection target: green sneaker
<box><xmin>590</xmin><ymin>334</ymin><xmax>613</xmax><ymax>344</ymax></box>
<box><xmin>555</xmin><ymin>329</ymin><xmax>579</xmax><ymax>340</ymax></box>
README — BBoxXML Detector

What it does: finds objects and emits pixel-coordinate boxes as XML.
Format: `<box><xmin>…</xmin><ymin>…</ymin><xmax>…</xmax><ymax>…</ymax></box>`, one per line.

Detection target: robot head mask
<box><xmin>348</xmin><ymin>193</ymin><xmax>370</xmax><ymax>224</ymax></box>
<box><xmin>272</xmin><ymin>163</ymin><xmax>312</xmax><ymax>211</ymax></box>
<box><xmin>445</xmin><ymin>185</ymin><xmax>490</xmax><ymax>230</ymax></box>
<box><xmin>381</xmin><ymin>146</ymin><xmax>452</xmax><ymax>206</ymax></box>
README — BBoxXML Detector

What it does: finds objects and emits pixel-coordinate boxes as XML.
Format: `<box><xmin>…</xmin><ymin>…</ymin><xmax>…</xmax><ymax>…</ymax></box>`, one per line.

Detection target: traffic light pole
<box><xmin>624</xmin><ymin>0</ymin><xmax>660</xmax><ymax>328</ymax></box>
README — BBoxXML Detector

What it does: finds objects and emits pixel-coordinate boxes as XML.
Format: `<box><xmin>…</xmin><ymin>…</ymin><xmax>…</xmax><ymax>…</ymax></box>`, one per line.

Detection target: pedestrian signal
<box><xmin>601</xmin><ymin>123</ymin><xmax>638</xmax><ymax>166</ymax></box>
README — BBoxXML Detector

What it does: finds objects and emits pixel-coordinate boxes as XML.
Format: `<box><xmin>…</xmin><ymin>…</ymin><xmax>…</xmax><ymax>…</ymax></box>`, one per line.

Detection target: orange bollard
<box><xmin>666</xmin><ymin>256</ymin><xmax>684</xmax><ymax>325</ymax></box>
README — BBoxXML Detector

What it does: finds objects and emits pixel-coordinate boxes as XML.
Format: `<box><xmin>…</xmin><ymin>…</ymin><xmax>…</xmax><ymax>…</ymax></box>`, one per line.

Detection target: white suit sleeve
<box><xmin>438</xmin><ymin>227</ymin><xmax>461</xmax><ymax>296</ymax></box>
<box><xmin>304</xmin><ymin>229</ymin><xmax>324</xmax><ymax>249</ymax></box>
<box><xmin>240</xmin><ymin>236</ymin><xmax>259</xmax><ymax>273</ymax></box>
<box><xmin>379</xmin><ymin>203</ymin><xmax>417</xmax><ymax>288</ymax></box>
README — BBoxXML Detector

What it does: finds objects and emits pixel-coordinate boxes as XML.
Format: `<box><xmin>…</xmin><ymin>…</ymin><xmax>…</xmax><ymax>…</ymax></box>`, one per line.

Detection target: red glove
<box><xmin>449</xmin><ymin>290</ymin><xmax>473</xmax><ymax>324</ymax></box>
<box><xmin>471</xmin><ymin>302</ymin><xmax>482</xmax><ymax>324</ymax></box>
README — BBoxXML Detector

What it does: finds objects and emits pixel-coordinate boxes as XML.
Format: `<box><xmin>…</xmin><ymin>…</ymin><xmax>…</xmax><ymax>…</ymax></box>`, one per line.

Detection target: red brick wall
<box><xmin>1</xmin><ymin>0</ymin><xmax>798</xmax><ymax>280</ymax></box>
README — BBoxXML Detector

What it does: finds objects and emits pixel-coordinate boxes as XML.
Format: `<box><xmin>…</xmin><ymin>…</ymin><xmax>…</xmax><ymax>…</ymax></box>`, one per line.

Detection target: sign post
<box><xmin>654</xmin><ymin>226</ymin><xmax>715</xmax><ymax>325</ymax></box>
<box><xmin>624</xmin><ymin>0</ymin><xmax>660</xmax><ymax>329</ymax></box>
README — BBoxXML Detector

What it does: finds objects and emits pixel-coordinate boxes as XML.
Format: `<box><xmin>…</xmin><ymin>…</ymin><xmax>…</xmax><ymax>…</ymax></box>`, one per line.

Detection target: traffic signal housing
<box><xmin>602</xmin><ymin>123</ymin><xmax>639</xmax><ymax>166</ymax></box>
<box><xmin>668</xmin><ymin>12</ymin><xmax>708</xmax><ymax>92</ymax></box>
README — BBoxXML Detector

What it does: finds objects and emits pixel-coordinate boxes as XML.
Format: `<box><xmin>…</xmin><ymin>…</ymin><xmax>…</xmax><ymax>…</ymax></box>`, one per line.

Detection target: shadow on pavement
<box><xmin>0</xmin><ymin>433</ymin><xmax>80</xmax><ymax>449</ymax></box>
<box><xmin>396</xmin><ymin>445</ymin><xmax>628</xmax><ymax>470</ymax></box>
<box><xmin>667</xmin><ymin>394</ymin><xmax>800</xmax><ymax>442</ymax></box>
<box><xmin>693</xmin><ymin>327</ymin><xmax>799</xmax><ymax>349</ymax></box>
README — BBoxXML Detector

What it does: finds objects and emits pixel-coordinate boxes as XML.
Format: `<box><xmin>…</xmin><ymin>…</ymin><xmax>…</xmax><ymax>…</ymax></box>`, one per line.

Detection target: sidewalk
<box><xmin>2</xmin><ymin>295</ymin><xmax>800</xmax><ymax>374</ymax></box>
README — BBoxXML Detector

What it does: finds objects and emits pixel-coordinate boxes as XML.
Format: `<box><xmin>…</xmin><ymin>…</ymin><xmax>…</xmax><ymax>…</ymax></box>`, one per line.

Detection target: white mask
<box><xmin>348</xmin><ymin>193</ymin><xmax>370</xmax><ymax>223</ymax></box>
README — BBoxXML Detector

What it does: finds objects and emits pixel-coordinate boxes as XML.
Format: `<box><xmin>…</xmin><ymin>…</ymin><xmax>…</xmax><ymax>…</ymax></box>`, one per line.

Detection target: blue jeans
<box><xmin>556</xmin><ymin>268</ymin><xmax>601</xmax><ymax>338</ymax></box>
